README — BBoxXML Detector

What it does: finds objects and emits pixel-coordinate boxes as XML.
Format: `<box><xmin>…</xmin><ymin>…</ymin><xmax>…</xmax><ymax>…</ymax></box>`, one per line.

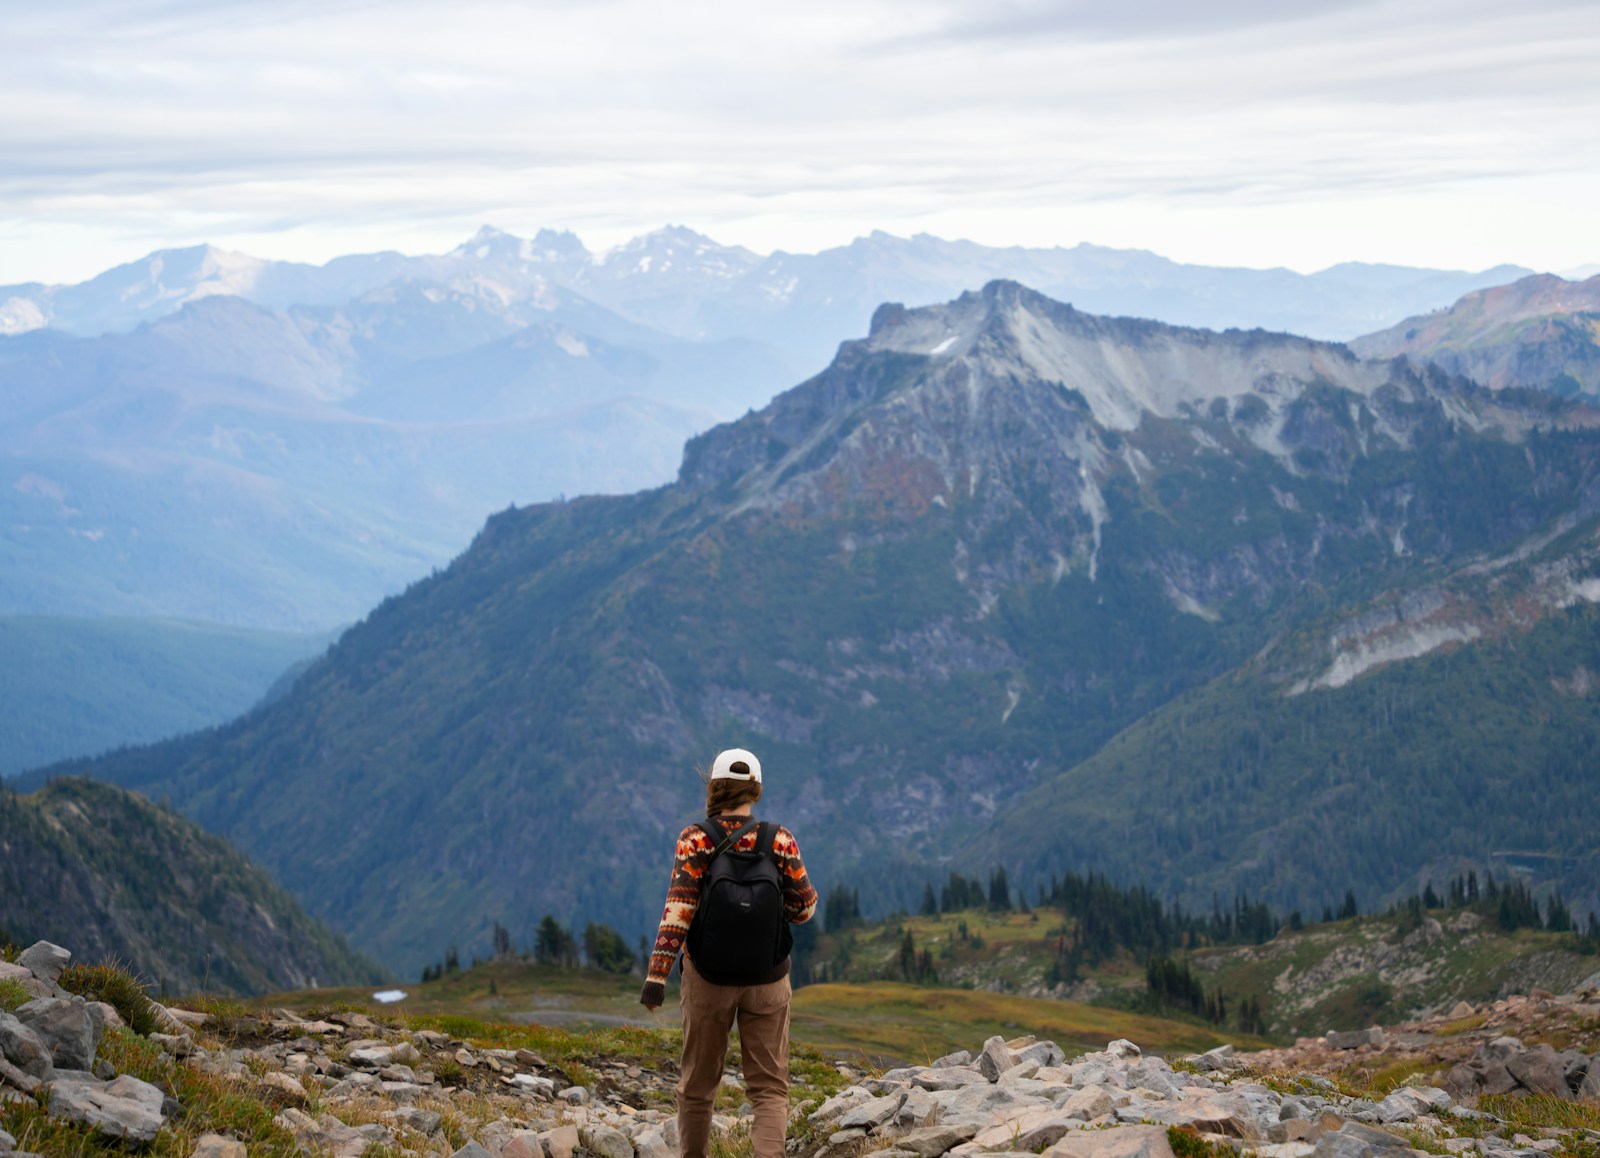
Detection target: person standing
<box><xmin>640</xmin><ymin>748</ymin><xmax>818</xmax><ymax>1158</ymax></box>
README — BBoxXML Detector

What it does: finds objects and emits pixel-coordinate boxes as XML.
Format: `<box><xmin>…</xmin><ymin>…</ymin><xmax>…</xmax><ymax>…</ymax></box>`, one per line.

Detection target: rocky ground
<box><xmin>4</xmin><ymin>940</ymin><xmax>1600</xmax><ymax>1158</ymax></box>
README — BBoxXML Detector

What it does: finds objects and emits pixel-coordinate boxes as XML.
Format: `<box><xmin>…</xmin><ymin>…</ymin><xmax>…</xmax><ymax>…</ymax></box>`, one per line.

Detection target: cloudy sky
<box><xmin>3</xmin><ymin>0</ymin><xmax>1597</xmax><ymax>284</ymax></box>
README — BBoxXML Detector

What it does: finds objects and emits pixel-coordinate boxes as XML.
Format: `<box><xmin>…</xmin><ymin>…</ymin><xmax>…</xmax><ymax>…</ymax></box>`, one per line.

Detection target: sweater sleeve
<box><xmin>645</xmin><ymin>824</ymin><xmax>715</xmax><ymax>985</ymax></box>
<box><xmin>774</xmin><ymin>825</ymin><xmax>818</xmax><ymax>925</ymax></box>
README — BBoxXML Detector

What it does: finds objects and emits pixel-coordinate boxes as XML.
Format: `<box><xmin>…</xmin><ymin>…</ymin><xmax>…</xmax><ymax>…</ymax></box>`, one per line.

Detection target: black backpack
<box><xmin>685</xmin><ymin>819</ymin><xmax>793</xmax><ymax>985</ymax></box>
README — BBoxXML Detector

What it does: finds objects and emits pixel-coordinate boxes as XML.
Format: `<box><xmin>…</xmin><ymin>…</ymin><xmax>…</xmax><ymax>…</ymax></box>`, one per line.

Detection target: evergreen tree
<box><xmin>989</xmin><ymin>867</ymin><xmax>1012</xmax><ymax>911</ymax></box>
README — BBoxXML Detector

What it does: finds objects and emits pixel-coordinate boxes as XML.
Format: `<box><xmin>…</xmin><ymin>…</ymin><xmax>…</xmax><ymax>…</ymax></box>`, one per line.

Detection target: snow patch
<box><xmin>0</xmin><ymin>296</ymin><xmax>46</xmax><ymax>334</ymax></box>
<box><xmin>554</xmin><ymin>331</ymin><xmax>589</xmax><ymax>358</ymax></box>
<box><xmin>372</xmin><ymin>990</ymin><xmax>407</xmax><ymax>1004</ymax></box>
<box><xmin>930</xmin><ymin>334</ymin><xmax>958</xmax><ymax>356</ymax></box>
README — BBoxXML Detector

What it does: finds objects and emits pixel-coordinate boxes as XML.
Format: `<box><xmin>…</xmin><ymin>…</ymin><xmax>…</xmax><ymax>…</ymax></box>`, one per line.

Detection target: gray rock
<box><xmin>1483</xmin><ymin>1037</ymin><xmax>1525</xmax><ymax>1062</ymax></box>
<box><xmin>1060</xmin><ymin>1086</ymin><xmax>1115</xmax><ymax>1121</ymax></box>
<box><xmin>17</xmin><ymin>943</ymin><xmax>71</xmax><ymax>985</ymax></box>
<box><xmin>896</xmin><ymin>1087</ymin><xmax>939</xmax><ymax>1127</ymax></box>
<box><xmin>1106</xmin><ymin>1040</ymin><xmax>1141</xmax><ymax>1060</ymax></box>
<box><xmin>1558</xmin><ymin>1050</ymin><xmax>1589</xmax><ymax>1094</ymax></box>
<box><xmin>450</xmin><ymin>1144</ymin><xmax>496</xmax><ymax>1158</ymax></box>
<box><xmin>1506</xmin><ymin>1045</ymin><xmax>1567</xmax><ymax>1097</ymax></box>
<box><xmin>192</xmin><ymin>1134</ymin><xmax>248</xmax><ymax>1158</ymax></box>
<box><xmin>1581</xmin><ymin>1063</ymin><xmax>1600</xmax><ymax>1099</ymax></box>
<box><xmin>1042</xmin><ymin>1124</ymin><xmax>1175</xmax><ymax>1158</ymax></box>
<box><xmin>0</xmin><ymin>1127</ymin><xmax>14</xmax><ymax>1150</ymax></box>
<box><xmin>977</xmin><ymin>1036</ymin><xmax>1015</xmax><ymax>1082</ymax></box>
<box><xmin>839</xmin><ymin>1092</ymin><xmax>907</xmax><ymax>1130</ymax></box>
<box><xmin>558</xmin><ymin>1084</ymin><xmax>590</xmax><ymax>1104</ymax></box>
<box><xmin>46</xmin><ymin>1072</ymin><xmax>167</xmax><ymax>1142</ymax></box>
<box><xmin>0</xmin><ymin>1054</ymin><xmax>43</xmax><ymax>1094</ymax></box>
<box><xmin>381</xmin><ymin>1106</ymin><xmax>443</xmax><ymax>1135</ymax></box>
<box><xmin>913</xmin><ymin>1068</ymin><xmax>988</xmax><ymax>1092</ymax></box>
<box><xmin>896</xmin><ymin>1124</ymin><xmax>979</xmax><ymax>1157</ymax></box>
<box><xmin>542</xmin><ymin>1123</ymin><xmax>581</xmax><ymax>1158</ymax></box>
<box><xmin>582</xmin><ymin>1125</ymin><xmax>635</xmax><ymax>1158</ymax></box>
<box><xmin>931</xmin><ymin>1050</ymin><xmax>973</xmax><ymax>1069</ymax></box>
<box><xmin>0</xmin><ymin>1012</ymin><xmax>54</xmax><ymax>1081</ymax></box>
<box><xmin>15</xmin><ymin>998</ymin><xmax>99</xmax><ymax>1071</ymax></box>
<box><xmin>347</xmin><ymin>1043</ymin><xmax>394</xmax><ymax>1068</ymax></box>
<box><xmin>1374</xmin><ymin>1093</ymin><xmax>1418</xmax><ymax>1124</ymax></box>
<box><xmin>1280</xmin><ymin>1097</ymin><xmax>1313</xmax><ymax>1121</ymax></box>
<box><xmin>1018</xmin><ymin>1041</ymin><xmax>1068</xmax><ymax>1067</ymax></box>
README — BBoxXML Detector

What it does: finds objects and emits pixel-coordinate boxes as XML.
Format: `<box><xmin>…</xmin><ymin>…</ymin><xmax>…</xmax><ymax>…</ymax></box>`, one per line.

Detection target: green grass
<box><xmin>789</xmin><ymin>981</ymin><xmax>1267</xmax><ymax>1065</ymax></box>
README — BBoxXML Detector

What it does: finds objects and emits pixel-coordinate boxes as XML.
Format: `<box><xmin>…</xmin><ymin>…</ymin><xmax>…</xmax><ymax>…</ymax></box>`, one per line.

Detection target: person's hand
<box><xmin>639</xmin><ymin>980</ymin><xmax>665</xmax><ymax>1011</ymax></box>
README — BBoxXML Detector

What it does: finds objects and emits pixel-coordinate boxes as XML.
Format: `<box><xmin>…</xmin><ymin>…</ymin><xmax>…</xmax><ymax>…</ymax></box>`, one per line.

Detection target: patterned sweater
<box><xmin>641</xmin><ymin>814</ymin><xmax>817</xmax><ymax>1000</ymax></box>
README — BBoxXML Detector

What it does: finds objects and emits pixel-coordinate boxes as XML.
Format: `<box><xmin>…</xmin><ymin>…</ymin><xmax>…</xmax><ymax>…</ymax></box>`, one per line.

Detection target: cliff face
<box><xmin>0</xmin><ymin>777</ymin><xmax>381</xmax><ymax>995</ymax></box>
<box><xmin>70</xmin><ymin>281</ymin><xmax>1600</xmax><ymax>973</ymax></box>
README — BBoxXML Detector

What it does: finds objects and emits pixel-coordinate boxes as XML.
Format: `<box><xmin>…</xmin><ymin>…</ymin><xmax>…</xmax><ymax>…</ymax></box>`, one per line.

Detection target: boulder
<box><xmin>542</xmin><ymin>1123</ymin><xmax>581</xmax><ymax>1158</ymax></box>
<box><xmin>0</xmin><ymin>1012</ymin><xmax>55</xmax><ymax>1081</ymax></box>
<box><xmin>977</xmin><ymin>1036</ymin><xmax>1016</xmax><ymax>1082</ymax></box>
<box><xmin>258</xmin><ymin>1070</ymin><xmax>309</xmax><ymax>1107</ymax></box>
<box><xmin>633</xmin><ymin>1127</ymin><xmax>673</xmax><ymax>1158</ymax></box>
<box><xmin>1106</xmin><ymin>1040</ymin><xmax>1142</xmax><ymax>1060</ymax></box>
<box><xmin>380</xmin><ymin>1106</ymin><xmax>444</xmax><ymax>1135</ymax></box>
<box><xmin>931</xmin><ymin>1050</ymin><xmax>973</xmax><ymax>1069</ymax></box>
<box><xmin>0</xmin><ymin>1055</ymin><xmax>43</xmax><ymax>1094</ymax></box>
<box><xmin>896</xmin><ymin>1087</ymin><xmax>939</xmax><ymax>1127</ymax></box>
<box><xmin>1558</xmin><ymin>1050</ymin><xmax>1589</xmax><ymax>1094</ymax></box>
<box><xmin>1331</xmin><ymin>1124</ymin><xmax>1410</xmax><ymax>1154</ymax></box>
<box><xmin>1060</xmin><ymin>1086</ymin><xmax>1116</xmax><ymax>1121</ymax></box>
<box><xmin>895</xmin><ymin>1123</ymin><xmax>979</xmax><ymax>1158</ymax></box>
<box><xmin>1017</xmin><ymin>1041</ymin><xmax>1068</xmax><ymax>1067</ymax></box>
<box><xmin>1581</xmin><ymin>1064</ymin><xmax>1600</xmax><ymax>1099</ymax></box>
<box><xmin>46</xmin><ymin>1072</ymin><xmax>167</xmax><ymax>1142</ymax></box>
<box><xmin>913</xmin><ymin>1068</ymin><xmax>987</xmax><ymax>1092</ymax></box>
<box><xmin>1448</xmin><ymin>1002</ymin><xmax>1476</xmax><ymax>1019</ymax></box>
<box><xmin>1506</xmin><ymin>1044</ymin><xmax>1568</xmax><ymax>1097</ymax></box>
<box><xmin>582</xmin><ymin>1124</ymin><xmax>635</xmax><ymax>1158</ymax></box>
<box><xmin>1043</xmin><ymin>1124</ymin><xmax>1176</xmax><ymax>1158</ymax></box>
<box><xmin>14</xmin><ymin>998</ymin><xmax>98</xmax><ymax>1071</ymax></box>
<box><xmin>192</xmin><ymin>1135</ymin><xmax>248</xmax><ymax>1158</ymax></box>
<box><xmin>839</xmin><ymin>1092</ymin><xmax>907</xmax><ymax>1130</ymax></box>
<box><xmin>17</xmin><ymin>942</ymin><xmax>71</xmax><ymax>985</ymax></box>
<box><xmin>450</xmin><ymin>1145</ymin><xmax>496</xmax><ymax>1158</ymax></box>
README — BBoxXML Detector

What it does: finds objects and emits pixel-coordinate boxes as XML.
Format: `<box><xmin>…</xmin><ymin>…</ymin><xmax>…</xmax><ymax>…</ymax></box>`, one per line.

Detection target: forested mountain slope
<box><xmin>61</xmin><ymin>281</ymin><xmax>1600</xmax><ymax>974</ymax></box>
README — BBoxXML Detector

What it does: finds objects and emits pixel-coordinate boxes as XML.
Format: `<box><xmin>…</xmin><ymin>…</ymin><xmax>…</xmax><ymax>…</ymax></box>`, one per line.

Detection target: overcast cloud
<box><xmin>1</xmin><ymin>0</ymin><xmax>1596</xmax><ymax>282</ymax></box>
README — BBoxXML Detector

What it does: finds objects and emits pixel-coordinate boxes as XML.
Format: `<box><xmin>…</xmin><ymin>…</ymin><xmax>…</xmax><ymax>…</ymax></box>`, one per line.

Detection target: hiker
<box><xmin>640</xmin><ymin>748</ymin><xmax>819</xmax><ymax>1158</ymax></box>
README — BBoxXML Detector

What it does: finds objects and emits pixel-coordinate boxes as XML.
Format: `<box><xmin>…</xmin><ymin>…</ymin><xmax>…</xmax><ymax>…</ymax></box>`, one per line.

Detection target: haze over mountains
<box><xmin>0</xmin><ymin>226</ymin><xmax>1542</xmax><ymax>632</ymax></box>
<box><xmin>52</xmin><ymin>279</ymin><xmax>1600</xmax><ymax>976</ymax></box>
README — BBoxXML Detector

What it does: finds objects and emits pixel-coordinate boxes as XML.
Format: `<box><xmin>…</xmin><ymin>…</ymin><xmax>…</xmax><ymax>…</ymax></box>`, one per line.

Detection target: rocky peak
<box><xmin>679</xmin><ymin>282</ymin><xmax>1405</xmax><ymax>506</ymax></box>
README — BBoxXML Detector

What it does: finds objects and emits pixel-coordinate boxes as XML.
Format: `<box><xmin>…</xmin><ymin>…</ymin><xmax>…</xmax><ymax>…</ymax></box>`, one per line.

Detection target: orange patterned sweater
<box><xmin>644</xmin><ymin>814</ymin><xmax>817</xmax><ymax>994</ymax></box>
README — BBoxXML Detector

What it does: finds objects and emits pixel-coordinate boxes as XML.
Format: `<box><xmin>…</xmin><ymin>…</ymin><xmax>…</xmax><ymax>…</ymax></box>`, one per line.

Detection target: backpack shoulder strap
<box><xmin>755</xmin><ymin>821</ymin><xmax>773</xmax><ymax>861</ymax></box>
<box><xmin>701</xmin><ymin>818</ymin><xmax>761</xmax><ymax>861</ymax></box>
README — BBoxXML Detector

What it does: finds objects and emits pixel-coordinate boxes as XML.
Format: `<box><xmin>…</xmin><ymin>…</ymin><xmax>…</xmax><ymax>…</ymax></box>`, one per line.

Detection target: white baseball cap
<box><xmin>710</xmin><ymin>748</ymin><xmax>762</xmax><ymax>783</ymax></box>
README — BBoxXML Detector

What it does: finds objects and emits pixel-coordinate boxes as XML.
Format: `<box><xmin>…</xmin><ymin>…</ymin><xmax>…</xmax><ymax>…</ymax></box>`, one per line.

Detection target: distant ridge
<box><xmin>0</xmin><ymin>776</ymin><xmax>383</xmax><ymax>995</ymax></box>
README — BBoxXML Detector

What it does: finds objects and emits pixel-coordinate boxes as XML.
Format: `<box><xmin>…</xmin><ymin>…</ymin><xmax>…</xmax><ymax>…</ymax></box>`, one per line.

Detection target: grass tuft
<box><xmin>58</xmin><ymin>960</ymin><xmax>161</xmax><ymax>1036</ymax></box>
<box><xmin>0</xmin><ymin>976</ymin><xmax>29</xmax><ymax>1011</ymax></box>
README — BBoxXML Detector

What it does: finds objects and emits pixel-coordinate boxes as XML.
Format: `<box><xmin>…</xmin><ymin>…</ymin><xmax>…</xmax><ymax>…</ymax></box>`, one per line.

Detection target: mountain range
<box><xmin>0</xmin><ymin>228</ymin><xmax>1544</xmax><ymax>633</ymax></box>
<box><xmin>45</xmin><ymin>279</ymin><xmax>1600</xmax><ymax>976</ymax></box>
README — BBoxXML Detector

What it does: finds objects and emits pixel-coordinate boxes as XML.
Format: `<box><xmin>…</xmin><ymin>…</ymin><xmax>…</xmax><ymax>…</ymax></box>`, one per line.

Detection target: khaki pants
<box><xmin>677</xmin><ymin>957</ymin><xmax>792</xmax><ymax>1158</ymax></box>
